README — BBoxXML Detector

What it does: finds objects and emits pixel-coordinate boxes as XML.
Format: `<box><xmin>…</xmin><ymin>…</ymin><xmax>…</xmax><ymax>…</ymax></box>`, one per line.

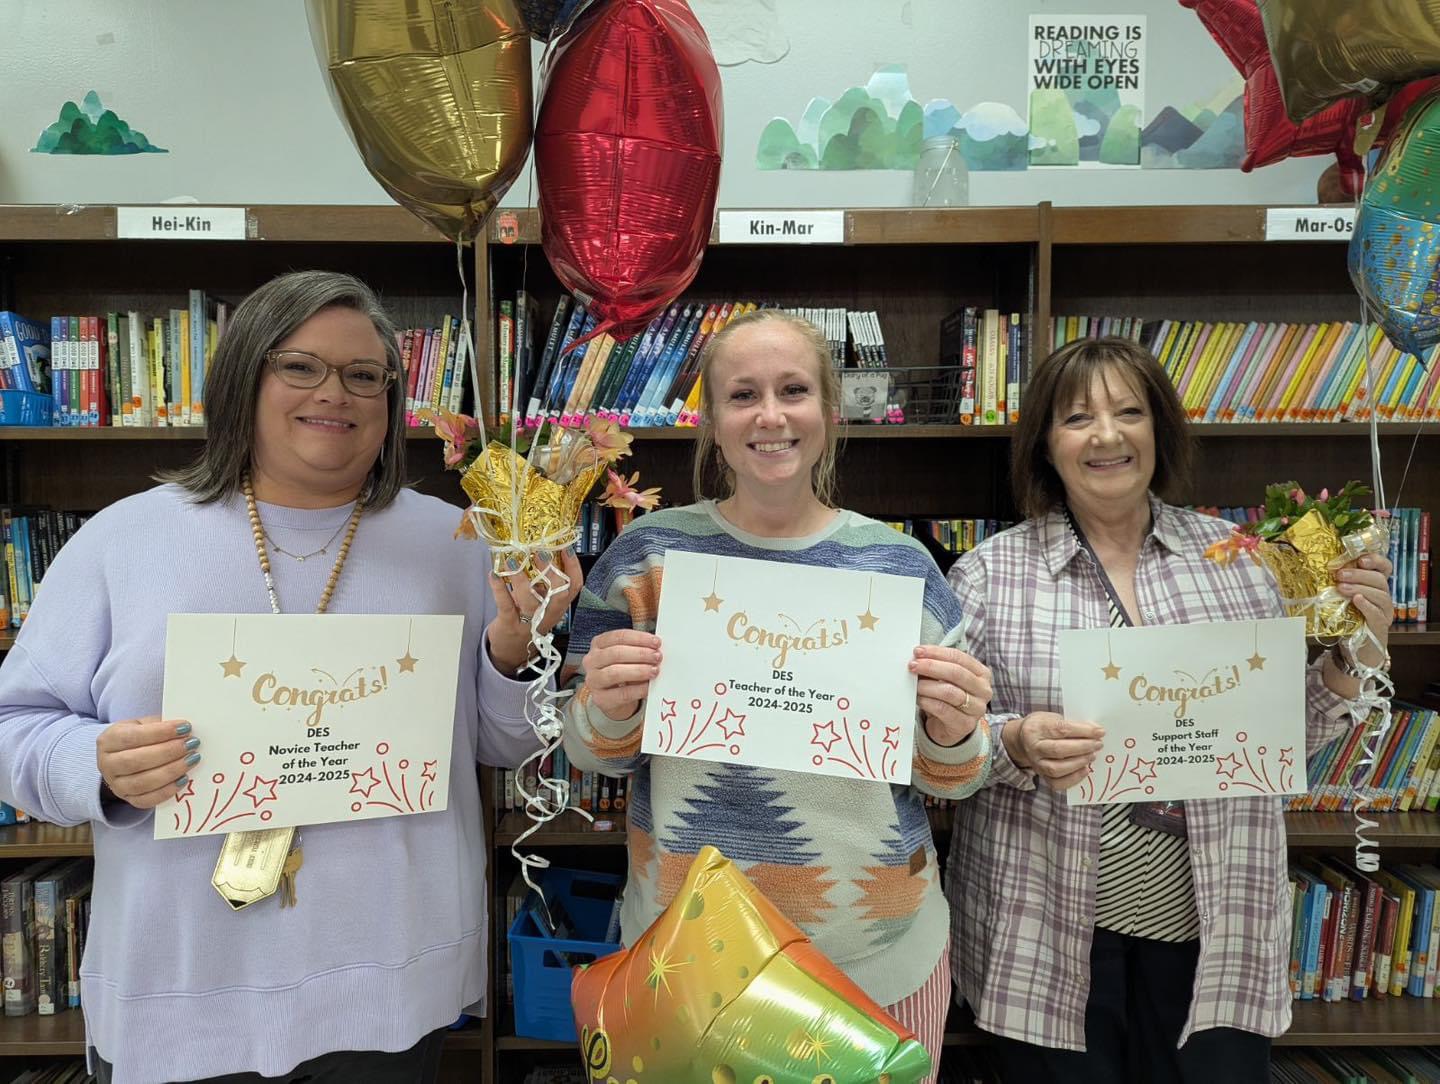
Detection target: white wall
<box><xmin>0</xmin><ymin>0</ymin><xmax>1327</xmax><ymax>209</ymax></box>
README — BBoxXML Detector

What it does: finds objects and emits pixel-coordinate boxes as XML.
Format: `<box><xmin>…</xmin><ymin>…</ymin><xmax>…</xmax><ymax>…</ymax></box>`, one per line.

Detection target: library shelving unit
<box><xmin>0</xmin><ymin>202</ymin><xmax>1435</xmax><ymax>1081</ymax></box>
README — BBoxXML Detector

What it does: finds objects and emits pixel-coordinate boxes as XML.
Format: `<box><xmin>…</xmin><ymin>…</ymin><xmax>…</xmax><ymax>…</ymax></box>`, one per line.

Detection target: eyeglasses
<box><xmin>265</xmin><ymin>350</ymin><xmax>396</xmax><ymax>398</ymax></box>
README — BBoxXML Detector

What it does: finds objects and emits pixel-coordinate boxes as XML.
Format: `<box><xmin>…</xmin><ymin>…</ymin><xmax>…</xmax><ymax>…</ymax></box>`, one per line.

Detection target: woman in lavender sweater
<box><xmin>0</xmin><ymin>272</ymin><xmax>580</xmax><ymax>1084</ymax></box>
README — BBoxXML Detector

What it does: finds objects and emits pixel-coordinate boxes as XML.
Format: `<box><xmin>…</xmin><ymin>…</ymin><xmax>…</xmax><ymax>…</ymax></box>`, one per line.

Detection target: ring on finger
<box><xmin>517</xmin><ymin>611</ymin><xmax>532</xmax><ymax>626</ymax></box>
<box><xmin>961</xmin><ymin>689</ymin><xmax>971</xmax><ymax>713</ymax></box>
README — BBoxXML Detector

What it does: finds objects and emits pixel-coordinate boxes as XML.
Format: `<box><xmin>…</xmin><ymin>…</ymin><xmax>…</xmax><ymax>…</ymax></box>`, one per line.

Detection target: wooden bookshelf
<box><xmin>0</xmin><ymin>822</ymin><xmax>92</xmax><ymax>857</ymax></box>
<box><xmin>0</xmin><ymin>1010</ymin><xmax>489</xmax><ymax>1057</ymax></box>
<box><xmin>1285</xmin><ymin>810</ymin><xmax>1440</xmax><ymax>848</ymax></box>
<box><xmin>2</xmin><ymin>202</ymin><xmax>1436</xmax><ymax>1078</ymax></box>
<box><xmin>0</xmin><ymin>1010</ymin><xmax>86</xmax><ymax>1055</ymax></box>
<box><xmin>494</xmin><ymin>809</ymin><xmax>626</xmax><ymax>847</ymax></box>
<box><xmin>1281</xmin><ymin>998</ymin><xmax>1440</xmax><ymax>1046</ymax></box>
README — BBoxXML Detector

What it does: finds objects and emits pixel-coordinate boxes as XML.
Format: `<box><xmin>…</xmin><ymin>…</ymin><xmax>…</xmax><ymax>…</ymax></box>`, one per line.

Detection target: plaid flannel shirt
<box><xmin>945</xmin><ymin>498</ymin><xmax>1356</xmax><ymax>1050</ymax></box>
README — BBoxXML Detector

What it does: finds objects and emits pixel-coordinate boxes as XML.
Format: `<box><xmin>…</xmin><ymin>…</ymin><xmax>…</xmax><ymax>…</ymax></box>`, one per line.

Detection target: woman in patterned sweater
<box><xmin>946</xmin><ymin>337</ymin><xmax>1393</xmax><ymax>1081</ymax></box>
<box><xmin>562</xmin><ymin>310</ymin><xmax>992</xmax><ymax>1076</ymax></box>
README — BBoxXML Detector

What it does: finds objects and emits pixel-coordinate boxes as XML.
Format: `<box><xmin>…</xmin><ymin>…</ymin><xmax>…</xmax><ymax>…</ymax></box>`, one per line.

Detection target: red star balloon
<box><xmin>1183</xmin><ymin>0</ymin><xmax>1440</xmax><ymax>199</ymax></box>
<box><xmin>534</xmin><ymin>0</ymin><xmax>723</xmax><ymax>344</ymax></box>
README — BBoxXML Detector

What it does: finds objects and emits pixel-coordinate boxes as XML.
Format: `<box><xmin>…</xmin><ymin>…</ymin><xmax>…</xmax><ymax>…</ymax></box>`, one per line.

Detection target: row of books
<box><xmin>572</xmin><ymin>501</ymin><xmax>634</xmax><ymax>557</ymax></box>
<box><xmin>399</xmin><ymin>316</ymin><xmax>471</xmax><ymax>427</ymax></box>
<box><xmin>497</xmin><ymin>750</ymin><xmax>629</xmax><ymax>817</ymax></box>
<box><xmin>1287</xmin><ymin>858</ymin><xmax>1440</xmax><ymax>1002</ymax></box>
<box><xmin>1</xmin><ymin>508</ymin><xmax>92</xmax><ymax>629</ymax></box>
<box><xmin>495</xmin><ymin>293</ymin><xmax>904</xmax><ymax>431</ymax></box>
<box><xmin>1061</xmin><ymin>313</ymin><xmax>1440</xmax><ymax>422</ymax></box>
<box><xmin>1272</xmin><ymin>1047</ymin><xmax>1440</xmax><ymax>1083</ymax></box>
<box><xmin>0</xmin><ymin>305</ymin><xmax>471</xmax><ymax>430</ymax></box>
<box><xmin>883</xmin><ymin>517</ymin><xmax>1019</xmax><ymax>557</ymax></box>
<box><xmin>5</xmin><ymin>1067</ymin><xmax>96</xmax><ymax>1084</ymax></box>
<box><xmin>1289</xmin><ymin>704</ymin><xmax>1440</xmax><ymax>813</ymax></box>
<box><xmin>939</xmin><ymin>307</ymin><xmax>1029</xmax><ymax>426</ymax></box>
<box><xmin>499</xmin><ymin>292</ymin><xmax>756</xmax><ymax>430</ymax></box>
<box><xmin>1207</xmin><ymin>505</ymin><xmax>1430</xmax><ymax>625</ymax></box>
<box><xmin>0</xmin><ymin>299</ymin><xmax>223</xmax><ymax>427</ymax></box>
<box><xmin>1</xmin><ymin>858</ymin><xmax>92</xmax><ymax>1017</ymax></box>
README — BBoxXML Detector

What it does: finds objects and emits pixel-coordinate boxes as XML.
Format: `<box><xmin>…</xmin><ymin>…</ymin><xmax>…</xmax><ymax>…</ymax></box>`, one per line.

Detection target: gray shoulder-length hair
<box><xmin>159</xmin><ymin>270</ymin><xmax>408</xmax><ymax>510</ymax></box>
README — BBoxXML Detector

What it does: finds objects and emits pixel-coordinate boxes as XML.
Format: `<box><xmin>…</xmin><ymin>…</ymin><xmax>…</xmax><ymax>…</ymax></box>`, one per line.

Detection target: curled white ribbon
<box><xmin>489</xmin><ymin>539</ymin><xmax>591</xmax><ymax>931</ymax></box>
<box><xmin>1339</xmin><ymin>624</ymin><xmax>1395</xmax><ymax>874</ymax></box>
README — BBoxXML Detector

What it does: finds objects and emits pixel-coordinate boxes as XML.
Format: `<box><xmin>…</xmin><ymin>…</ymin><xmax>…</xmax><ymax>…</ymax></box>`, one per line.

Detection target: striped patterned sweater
<box><xmin>561</xmin><ymin>501</ymin><xmax>990</xmax><ymax>1004</ymax></box>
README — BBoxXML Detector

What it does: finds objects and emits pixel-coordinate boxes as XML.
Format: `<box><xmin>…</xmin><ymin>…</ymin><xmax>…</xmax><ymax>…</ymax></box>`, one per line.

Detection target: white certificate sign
<box><xmin>156</xmin><ymin>614</ymin><xmax>463</xmax><ymax>839</ymax></box>
<box><xmin>1061</xmin><ymin>617</ymin><xmax>1307</xmax><ymax>805</ymax></box>
<box><xmin>642</xmin><ymin>551</ymin><xmax>923</xmax><ymax>784</ymax></box>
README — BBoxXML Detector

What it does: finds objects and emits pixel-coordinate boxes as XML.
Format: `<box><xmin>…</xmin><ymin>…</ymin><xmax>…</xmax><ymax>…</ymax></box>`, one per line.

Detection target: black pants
<box><xmin>93</xmin><ymin>1026</ymin><xmax>447</xmax><ymax>1084</ymax></box>
<box><xmin>993</xmin><ymin>928</ymin><xmax>1271</xmax><ymax>1084</ymax></box>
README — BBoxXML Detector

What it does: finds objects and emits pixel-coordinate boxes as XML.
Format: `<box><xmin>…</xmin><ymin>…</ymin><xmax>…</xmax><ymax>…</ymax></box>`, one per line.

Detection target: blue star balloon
<box><xmin>1349</xmin><ymin>89</ymin><xmax>1440</xmax><ymax>362</ymax></box>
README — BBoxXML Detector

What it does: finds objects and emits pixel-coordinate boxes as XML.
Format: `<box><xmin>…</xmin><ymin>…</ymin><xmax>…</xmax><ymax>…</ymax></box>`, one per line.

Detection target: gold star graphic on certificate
<box><xmin>1101</xmin><ymin>631</ymin><xmax>1120</xmax><ymax>679</ymax></box>
<box><xmin>220</xmin><ymin>620</ymin><xmax>246</xmax><ymax>677</ymax></box>
<box><xmin>1246</xmin><ymin>625</ymin><xmax>1266</xmax><ymax>671</ymax></box>
<box><xmin>857</xmin><ymin>578</ymin><xmax>879</xmax><ymax>631</ymax></box>
<box><xmin>397</xmin><ymin>620</ymin><xmax>418</xmax><ymax>673</ymax></box>
<box><xmin>701</xmin><ymin>562</ymin><xmax>723</xmax><ymax>612</ymax></box>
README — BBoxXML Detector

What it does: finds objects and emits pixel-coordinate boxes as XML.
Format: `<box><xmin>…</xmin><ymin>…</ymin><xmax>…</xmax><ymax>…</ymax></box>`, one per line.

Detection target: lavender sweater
<box><xmin>0</xmin><ymin>484</ymin><xmax>540</xmax><ymax>1083</ymax></box>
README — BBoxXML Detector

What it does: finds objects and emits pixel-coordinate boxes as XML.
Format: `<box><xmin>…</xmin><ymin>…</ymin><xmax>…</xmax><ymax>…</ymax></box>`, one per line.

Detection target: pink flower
<box><xmin>585</xmin><ymin>417</ymin><xmax>633</xmax><ymax>464</ymax></box>
<box><xmin>1289</xmin><ymin>486</ymin><xmax>1306</xmax><ymax>503</ymax></box>
<box><xmin>1204</xmin><ymin>532</ymin><xmax>1261</xmax><ymax>566</ymax></box>
<box><xmin>1318</xmin><ymin>487</ymin><xmax>1329</xmax><ymax>501</ymax></box>
<box><xmin>600</xmin><ymin>469</ymin><xmax>661</xmax><ymax>512</ymax></box>
<box><xmin>419</xmin><ymin>408</ymin><xmax>480</xmax><ymax>467</ymax></box>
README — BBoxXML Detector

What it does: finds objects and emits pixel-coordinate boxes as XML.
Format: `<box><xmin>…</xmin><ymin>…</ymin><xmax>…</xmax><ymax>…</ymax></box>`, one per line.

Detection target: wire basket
<box><xmin>839</xmin><ymin>366</ymin><xmax>963</xmax><ymax>425</ymax></box>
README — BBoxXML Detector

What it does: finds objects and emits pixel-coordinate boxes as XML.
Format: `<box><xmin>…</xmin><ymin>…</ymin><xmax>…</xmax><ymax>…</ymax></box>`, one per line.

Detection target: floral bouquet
<box><xmin>423</xmin><ymin>409</ymin><xmax>660</xmax><ymax>574</ymax></box>
<box><xmin>1204</xmin><ymin>480</ymin><xmax>1389</xmax><ymax>643</ymax></box>
<box><xmin>421</xmin><ymin>408</ymin><xmax>661</xmax><ymax>904</ymax></box>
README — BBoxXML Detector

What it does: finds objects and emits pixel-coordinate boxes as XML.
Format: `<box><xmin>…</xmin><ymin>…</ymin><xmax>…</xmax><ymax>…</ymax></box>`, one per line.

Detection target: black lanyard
<box><xmin>1063</xmin><ymin>507</ymin><xmax>1140</xmax><ymax>628</ymax></box>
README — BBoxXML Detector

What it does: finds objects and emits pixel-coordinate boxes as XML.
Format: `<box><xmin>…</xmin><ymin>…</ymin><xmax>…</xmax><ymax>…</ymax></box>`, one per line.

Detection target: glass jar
<box><xmin>912</xmin><ymin>135</ymin><xmax>969</xmax><ymax>207</ymax></box>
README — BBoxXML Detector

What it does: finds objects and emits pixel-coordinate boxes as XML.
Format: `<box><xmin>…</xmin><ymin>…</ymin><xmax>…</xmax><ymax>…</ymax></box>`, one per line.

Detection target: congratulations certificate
<box><xmin>155</xmin><ymin>613</ymin><xmax>463</xmax><ymax>839</ymax></box>
<box><xmin>641</xmin><ymin>551</ymin><xmax>924</xmax><ymax>784</ymax></box>
<box><xmin>1061</xmin><ymin>616</ymin><xmax>1307</xmax><ymax>805</ymax></box>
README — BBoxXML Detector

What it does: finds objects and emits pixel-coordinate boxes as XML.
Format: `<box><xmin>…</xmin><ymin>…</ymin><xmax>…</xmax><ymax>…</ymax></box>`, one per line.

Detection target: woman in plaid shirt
<box><xmin>945</xmin><ymin>337</ymin><xmax>1394</xmax><ymax>1081</ymax></box>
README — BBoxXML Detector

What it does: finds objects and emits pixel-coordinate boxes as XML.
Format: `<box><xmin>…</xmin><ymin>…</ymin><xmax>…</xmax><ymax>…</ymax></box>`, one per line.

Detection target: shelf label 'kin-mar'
<box><xmin>717</xmin><ymin>210</ymin><xmax>845</xmax><ymax>244</ymax></box>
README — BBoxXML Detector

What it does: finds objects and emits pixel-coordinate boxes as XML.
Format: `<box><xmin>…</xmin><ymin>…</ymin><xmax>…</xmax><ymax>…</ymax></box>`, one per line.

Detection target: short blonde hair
<box><xmin>691</xmin><ymin>309</ymin><xmax>842</xmax><ymax>506</ymax></box>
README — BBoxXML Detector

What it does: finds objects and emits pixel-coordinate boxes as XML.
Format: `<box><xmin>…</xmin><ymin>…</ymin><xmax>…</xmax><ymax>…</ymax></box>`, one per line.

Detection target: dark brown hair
<box><xmin>1010</xmin><ymin>335</ymin><xmax>1192</xmax><ymax>520</ymax></box>
<box><xmin>692</xmin><ymin>308</ymin><xmax>843</xmax><ymax>506</ymax></box>
<box><xmin>160</xmin><ymin>270</ymin><xmax>407</xmax><ymax>509</ymax></box>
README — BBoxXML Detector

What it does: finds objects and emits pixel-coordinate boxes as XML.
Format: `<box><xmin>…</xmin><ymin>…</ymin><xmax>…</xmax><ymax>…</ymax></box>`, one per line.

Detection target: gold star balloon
<box><xmin>570</xmin><ymin>846</ymin><xmax>933</xmax><ymax>1084</ymax></box>
<box><xmin>306</xmin><ymin>0</ymin><xmax>532</xmax><ymax>242</ymax></box>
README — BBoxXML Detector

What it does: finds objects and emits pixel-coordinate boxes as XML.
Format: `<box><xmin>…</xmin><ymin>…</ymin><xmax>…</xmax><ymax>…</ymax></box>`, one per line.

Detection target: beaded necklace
<box><xmin>242</xmin><ymin>473</ymin><xmax>364</xmax><ymax>614</ymax></box>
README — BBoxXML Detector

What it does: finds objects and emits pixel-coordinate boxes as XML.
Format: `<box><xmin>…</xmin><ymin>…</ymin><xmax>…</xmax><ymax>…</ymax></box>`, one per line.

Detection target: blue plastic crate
<box><xmin>508</xmin><ymin>867</ymin><xmax>622</xmax><ymax>1042</ymax></box>
<box><xmin>0</xmin><ymin>391</ymin><xmax>53</xmax><ymax>427</ymax></box>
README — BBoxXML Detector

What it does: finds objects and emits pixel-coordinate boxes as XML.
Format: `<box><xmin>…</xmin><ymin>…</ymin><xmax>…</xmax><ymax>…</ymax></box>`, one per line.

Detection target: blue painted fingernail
<box><xmin>184</xmin><ymin>737</ymin><xmax>201</xmax><ymax>751</ymax></box>
<box><xmin>185</xmin><ymin>752</ymin><xmax>202</xmax><ymax>767</ymax></box>
<box><xmin>174</xmin><ymin>775</ymin><xmax>190</xmax><ymax>789</ymax></box>
<box><xmin>175</xmin><ymin>723</ymin><xmax>192</xmax><ymax>736</ymax></box>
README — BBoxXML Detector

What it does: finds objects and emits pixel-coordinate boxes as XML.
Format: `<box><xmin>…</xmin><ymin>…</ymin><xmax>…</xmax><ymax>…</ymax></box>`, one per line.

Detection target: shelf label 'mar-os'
<box><xmin>717</xmin><ymin>210</ymin><xmax>845</xmax><ymax>244</ymax></box>
<box><xmin>117</xmin><ymin>207</ymin><xmax>248</xmax><ymax>240</ymax></box>
<box><xmin>1265</xmin><ymin>207</ymin><xmax>1355</xmax><ymax>241</ymax></box>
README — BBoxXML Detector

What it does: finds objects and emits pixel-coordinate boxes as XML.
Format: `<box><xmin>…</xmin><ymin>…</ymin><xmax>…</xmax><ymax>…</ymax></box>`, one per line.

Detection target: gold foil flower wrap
<box><xmin>460</xmin><ymin>439</ymin><xmax>606</xmax><ymax>573</ymax></box>
<box><xmin>1254</xmin><ymin>508</ymin><xmax>1382</xmax><ymax>642</ymax></box>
